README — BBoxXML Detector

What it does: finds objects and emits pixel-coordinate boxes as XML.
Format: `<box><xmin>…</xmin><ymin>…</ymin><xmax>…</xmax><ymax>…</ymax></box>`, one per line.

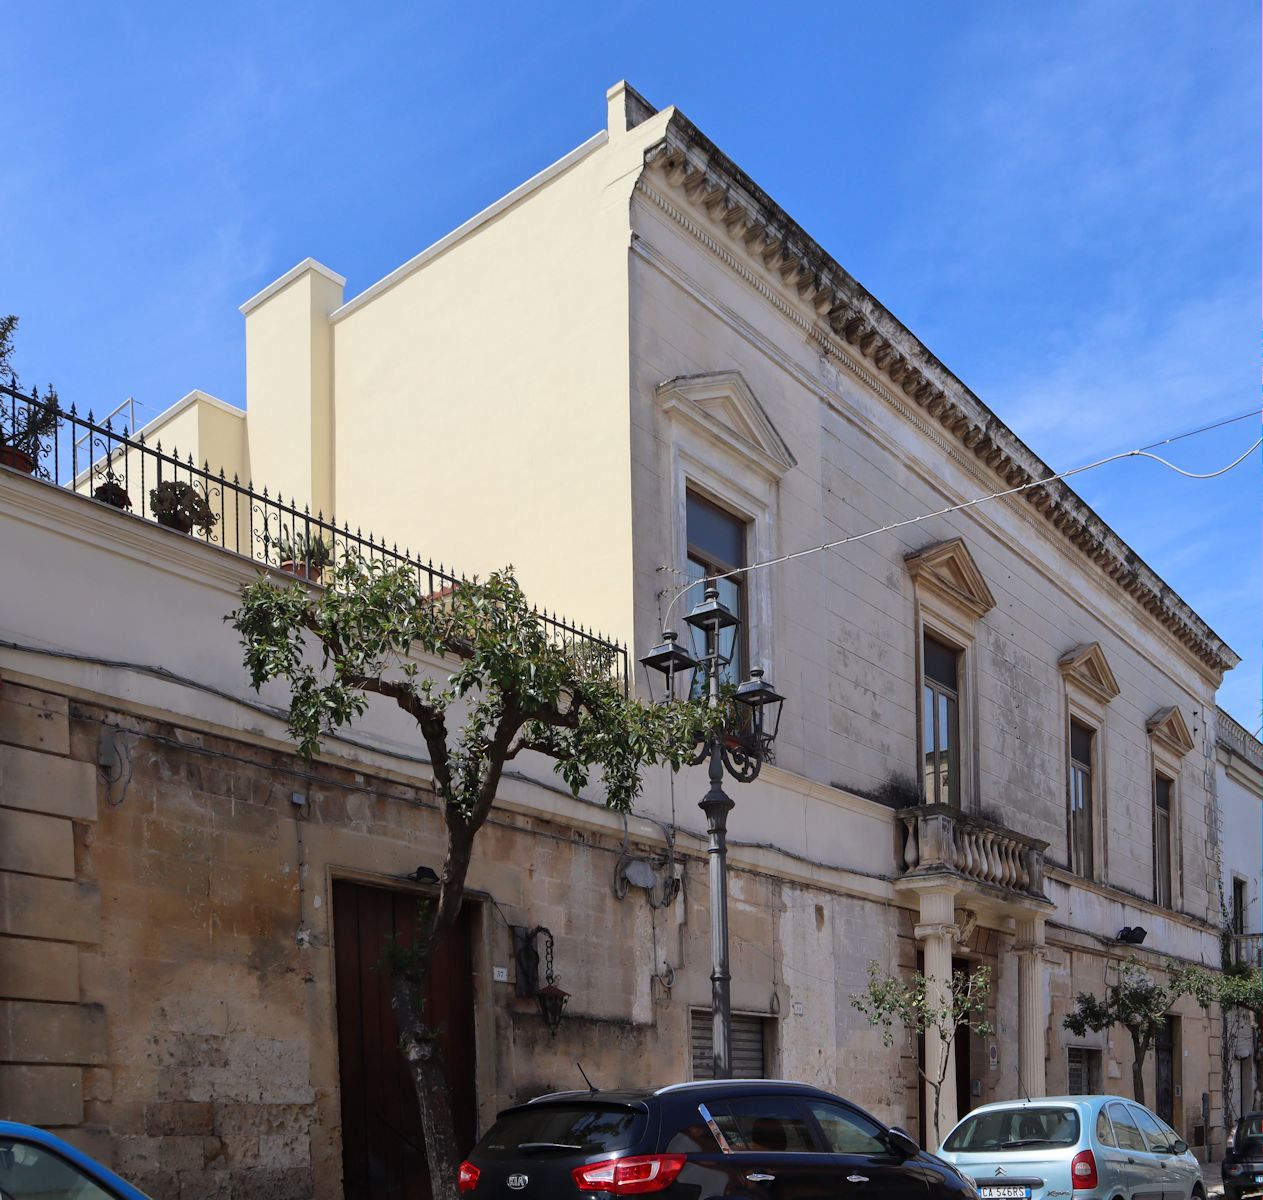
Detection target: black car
<box><xmin>457</xmin><ymin>1079</ymin><xmax>978</xmax><ymax>1197</ymax></box>
<box><xmin>1224</xmin><ymin>1111</ymin><xmax>1263</xmax><ymax>1200</ymax></box>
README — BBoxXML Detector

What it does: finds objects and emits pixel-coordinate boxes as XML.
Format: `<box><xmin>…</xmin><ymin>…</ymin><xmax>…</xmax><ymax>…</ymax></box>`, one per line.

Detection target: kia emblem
<box><xmin>507</xmin><ymin>1174</ymin><xmax>528</xmax><ymax>1190</ymax></box>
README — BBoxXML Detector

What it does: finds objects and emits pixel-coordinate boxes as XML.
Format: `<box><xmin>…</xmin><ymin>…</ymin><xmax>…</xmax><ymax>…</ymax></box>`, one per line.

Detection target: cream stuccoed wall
<box><xmin>240</xmin><ymin>259</ymin><xmax>344</xmax><ymax>516</ymax></box>
<box><xmin>296</xmin><ymin>86</ymin><xmax>666</xmax><ymax>638</ymax></box>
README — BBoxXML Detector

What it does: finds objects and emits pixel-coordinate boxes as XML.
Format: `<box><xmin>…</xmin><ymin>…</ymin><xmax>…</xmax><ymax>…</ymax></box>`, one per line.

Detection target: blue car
<box><xmin>0</xmin><ymin>1122</ymin><xmax>152</xmax><ymax>1200</ymax></box>
<box><xmin>936</xmin><ymin>1095</ymin><xmax>1204</xmax><ymax>1200</ymax></box>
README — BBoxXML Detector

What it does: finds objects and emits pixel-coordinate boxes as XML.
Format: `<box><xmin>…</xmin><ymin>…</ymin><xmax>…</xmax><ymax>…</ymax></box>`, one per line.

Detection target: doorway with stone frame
<box><xmin>332</xmin><ymin>879</ymin><xmax>478</xmax><ymax>1200</ymax></box>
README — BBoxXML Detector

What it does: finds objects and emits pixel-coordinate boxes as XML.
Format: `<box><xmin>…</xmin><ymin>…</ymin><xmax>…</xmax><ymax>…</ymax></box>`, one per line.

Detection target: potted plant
<box><xmin>276</xmin><ymin>527</ymin><xmax>332</xmax><ymax>582</ymax></box>
<box><xmin>0</xmin><ymin>315</ymin><xmax>60</xmax><ymax>476</ymax></box>
<box><xmin>149</xmin><ymin>480</ymin><xmax>218</xmax><ymax>535</ymax></box>
<box><xmin>92</xmin><ymin>474</ymin><xmax>132</xmax><ymax>511</ymax></box>
<box><xmin>0</xmin><ymin>387</ymin><xmax>59</xmax><ymax>475</ymax></box>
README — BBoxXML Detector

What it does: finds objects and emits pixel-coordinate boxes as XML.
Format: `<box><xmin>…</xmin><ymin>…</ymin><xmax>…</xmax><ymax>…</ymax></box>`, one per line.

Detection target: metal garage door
<box><xmin>690</xmin><ymin>1010</ymin><xmax>767</xmax><ymax>1079</ymax></box>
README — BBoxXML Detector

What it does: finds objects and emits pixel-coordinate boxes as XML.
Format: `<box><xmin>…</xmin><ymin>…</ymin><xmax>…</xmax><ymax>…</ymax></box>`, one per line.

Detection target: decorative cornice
<box><xmin>638</xmin><ymin>116</ymin><xmax>1239</xmax><ymax>677</ymax></box>
<box><xmin>905</xmin><ymin>537</ymin><xmax>996</xmax><ymax>622</ymax></box>
<box><xmin>1146</xmin><ymin>705</ymin><xmax>1196</xmax><ymax>758</ymax></box>
<box><xmin>1058</xmin><ymin>643</ymin><xmax>1122</xmax><ymax>704</ymax></box>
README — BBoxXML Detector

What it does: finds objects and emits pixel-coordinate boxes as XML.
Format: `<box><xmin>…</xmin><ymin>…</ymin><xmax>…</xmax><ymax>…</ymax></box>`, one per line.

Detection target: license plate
<box><xmin>980</xmin><ymin>1188</ymin><xmax>1030</xmax><ymax>1199</ymax></box>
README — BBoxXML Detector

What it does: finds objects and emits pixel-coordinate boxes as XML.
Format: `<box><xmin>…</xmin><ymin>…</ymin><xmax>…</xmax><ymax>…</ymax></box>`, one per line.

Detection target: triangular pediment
<box><xmin>1058</xmin><ymin>642</ymin><xmax>1121</xmax><ymax>703</ymax></box>
<box><xmin>656</xmin><ymin>371</ymin><xmax>796</xmax><ymax>479</ymax></box>
<box><xmin>904</xmin><ymin>538</ymin><xmax>996</xmax><ymax>621</ymax></box>
<box><xmin>1147</xmin><ymin>706</ymin><xmax>1195</xmax><ymax>757</ymax></box>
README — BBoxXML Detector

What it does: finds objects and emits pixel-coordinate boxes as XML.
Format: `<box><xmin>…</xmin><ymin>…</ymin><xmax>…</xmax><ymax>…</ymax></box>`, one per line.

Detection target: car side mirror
<box><xmin>886</xmin><ymin>1127</ymin><xmax>920</xmax><ymax>1157</ymax></box>
<box><xmin>1170</xmin><ymin>1139</ymin><xmax>1188</xmax><ymax>1155</ymax></box>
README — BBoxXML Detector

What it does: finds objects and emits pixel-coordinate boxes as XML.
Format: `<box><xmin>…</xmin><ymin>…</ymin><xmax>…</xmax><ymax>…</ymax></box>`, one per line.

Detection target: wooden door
<box><xmin>1155</xmin><ymin>1016</ymin><xmax>1175</xmax><ymax>1125</ymax></box>
<box><xmin>333</xmin><ymin>880</ymin><xmax>478</xmax><ymax>1200</ymax></box>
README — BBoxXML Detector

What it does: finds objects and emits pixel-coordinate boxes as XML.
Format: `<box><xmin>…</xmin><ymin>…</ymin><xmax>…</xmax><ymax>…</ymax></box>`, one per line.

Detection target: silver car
<box><xmin>937</xmin><ymin>1095</ymin><xmax>1204</xmax><ymax>1200</ymax></box>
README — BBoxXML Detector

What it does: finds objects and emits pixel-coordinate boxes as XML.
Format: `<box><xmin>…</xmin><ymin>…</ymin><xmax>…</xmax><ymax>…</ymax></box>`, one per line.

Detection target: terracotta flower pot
<box><xmin>156</xmin><ymin>511</ymin><xmax>195</xmax><ymax>534</ymax></box>
<box><xmin>0</xmin><ymin>446</ymin><xmax>36</xmax><ymax>475</ymax></box>
<box><xmin>93</xmin><ymin>482</ymin><xmax>132</xmax><ymax>510</ymax></box>
<box><xmin>280</xmin><ymin>560</ymin><xmax>324</xmax><ymax>583</ymax></box>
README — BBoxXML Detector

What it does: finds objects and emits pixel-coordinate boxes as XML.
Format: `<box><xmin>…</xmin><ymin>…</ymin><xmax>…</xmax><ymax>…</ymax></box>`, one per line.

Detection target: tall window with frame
<box><xmin>922</xmin><ymin>633</ymin><xmax>961</xmax><ymax>807</ymax></box>
<box><xmin>1154</xmin><ymin>773</ymin><xmax>1173</xmax><ymax>908</ymax></box>
<box><xmin>685</xmin><ymin>490</ymin><xmax>747</xmax><ymax>690</ymax></box>
<box><xmin>1069</xmin><ymin>720</ymin><xmax>1095</xmax><ymax>878</ymax></box>
<box><xmin>1233</xmin><ymin>877</ymin><xmax>1248</xmax><ymax>936</ymax></box>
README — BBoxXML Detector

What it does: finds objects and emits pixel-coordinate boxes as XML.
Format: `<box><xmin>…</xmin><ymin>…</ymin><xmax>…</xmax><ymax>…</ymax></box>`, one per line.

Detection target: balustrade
<box><xmin>899</xmin><ymin>803</ymin><xmax>1048</xmax><ymax>900</ymax></box>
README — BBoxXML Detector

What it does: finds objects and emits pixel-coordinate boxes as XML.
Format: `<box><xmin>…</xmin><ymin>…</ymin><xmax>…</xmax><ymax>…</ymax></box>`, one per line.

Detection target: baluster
<box><xmin>979</xmin><ymin>832</ymin><xmax>994</xmax><ymax>881</ymax></box>
<box><xmin>995</xmin><ymin>838</ymin><xmax>1015</xmax><ymax>889</ymax></box>
<box><xmin>986</xmin><ymin>833</ymin><xmax>1002</xmax><ymax>884</ymax></box>
<box><xmin>903</xmin><ymin>816</ymin><xmax>919</xmax><ymax>872</ymax></box>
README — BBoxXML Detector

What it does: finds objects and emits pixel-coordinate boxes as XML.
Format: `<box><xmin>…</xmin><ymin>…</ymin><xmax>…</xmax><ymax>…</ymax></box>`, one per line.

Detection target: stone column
<box><xmin>1014</xmin><ymin>914</ymin><xmax>1048</xmax><ymax>1099</ymax></box>
<box><xmin>914</xmin><ymin>887</ymin><xmax>959</xmax><ymax>1147</ymax></box>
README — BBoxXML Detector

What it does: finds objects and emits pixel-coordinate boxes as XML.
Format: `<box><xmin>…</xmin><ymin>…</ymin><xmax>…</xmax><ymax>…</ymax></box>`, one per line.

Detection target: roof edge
<box><xmin>239</xmin><ymin>258</ymin><xmax>347</xmax><ymax>316</ymax></box>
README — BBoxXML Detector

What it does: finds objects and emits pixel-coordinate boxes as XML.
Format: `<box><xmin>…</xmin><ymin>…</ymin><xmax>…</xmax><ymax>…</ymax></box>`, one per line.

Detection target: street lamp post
<box><xmin>640</xmin><ymin>585</ymin><xmax>784</xmax><ymax>1079</ymax></box>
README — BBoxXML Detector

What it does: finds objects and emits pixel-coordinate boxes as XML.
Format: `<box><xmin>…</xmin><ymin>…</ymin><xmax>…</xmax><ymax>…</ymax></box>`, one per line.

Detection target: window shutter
<box><xmin>690</xmin><ymin>1010</ymin><xmax>767</xmax><ymax>1080</ymax></box>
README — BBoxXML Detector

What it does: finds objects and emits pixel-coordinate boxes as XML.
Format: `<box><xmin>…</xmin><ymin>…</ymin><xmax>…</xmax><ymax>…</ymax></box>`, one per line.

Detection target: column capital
<box><xmin>1013</xmin><ymin>942</ymin><xmax>1050</xmax><ymax>960</ymax></box>
<box><xmin>914</xmin><ymin>922</ymin><xmax>959</xmax><ymax>943</ymax></box>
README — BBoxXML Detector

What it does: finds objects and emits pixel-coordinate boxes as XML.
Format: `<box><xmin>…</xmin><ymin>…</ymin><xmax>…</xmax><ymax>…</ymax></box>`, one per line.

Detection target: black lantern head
<box><xmin>684</xmin><ymin>584</ymin><xmax>741</xmax><ymax>667</ymax></box>
<box><xmin>639</xmin><ymin>630</ymin><xmax>698</xmax><ymax>703</ymax></box>
<box><xmin>734</xmin><ymin>668</ymin><xmax>785</xmax><ymax>754</ymax></box>
<box><xmin>536</xmin><ymin>982</ymin><xmax>570</xmax><ymax>1036</ymax></box>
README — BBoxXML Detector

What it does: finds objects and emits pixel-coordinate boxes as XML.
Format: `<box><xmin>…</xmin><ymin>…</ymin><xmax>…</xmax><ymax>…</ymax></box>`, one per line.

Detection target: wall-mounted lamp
<box><xmin>513</xmin><ymin>924</ymin><xmax>569</xmax><ymax>1036</ymax></box>
<box><xmin>1116</xmin><ymin>926</ymin><xmax>1147</xmax><ymax>945</ymax></box>
<box><xmin>408</xmin><ymin>865</ymin><xmax>439</xmax><ymax>885</ymax></box>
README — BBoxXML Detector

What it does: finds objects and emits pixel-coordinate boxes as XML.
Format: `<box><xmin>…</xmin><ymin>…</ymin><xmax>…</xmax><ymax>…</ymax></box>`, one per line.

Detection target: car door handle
<box><xmin>746</xmin><ymin>1173</ymin><xmax>775</xmax><ymax>1182</ymax></box>
<box><xmin>847</xmin><ymin>1175</ymin><xmax>869</xmax><ymax>1183</ymax></box>
<box><xmin>1127</xmin><ymin>1156</ymin><xmax>1137</xmax><ymax>1163</ymax></box>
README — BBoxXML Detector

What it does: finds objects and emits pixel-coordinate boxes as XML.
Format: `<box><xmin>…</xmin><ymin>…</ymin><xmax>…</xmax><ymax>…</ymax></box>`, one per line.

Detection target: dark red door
<box><xmin>333</xmin><ymin>879</ymin><xmax>478</xmax><ymax>1200</ymax></box>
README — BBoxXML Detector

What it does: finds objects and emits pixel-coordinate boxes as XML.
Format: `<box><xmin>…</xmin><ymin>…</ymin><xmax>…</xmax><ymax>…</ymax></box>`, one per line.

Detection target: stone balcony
<box><xmin>897</xmin><ymin>803</ymin><xmax>1052</xmax><ymax>907</ymax></box>
<box><xmin>1233</xmin><ymin>933</ymin><xmax>1263</xmax><ymax>970</ymax></box>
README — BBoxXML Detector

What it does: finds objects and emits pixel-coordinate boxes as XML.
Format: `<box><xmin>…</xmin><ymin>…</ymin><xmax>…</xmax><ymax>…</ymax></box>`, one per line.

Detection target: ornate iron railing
<box><xmin>898</xmin><ymin>803</ymin><xmax>1049</xmax><ymax>900</ymax></box>
<box><xmin>0</xmin><ymin>382</ymin><xmax>629</xmax><ymax>691</ymax></box>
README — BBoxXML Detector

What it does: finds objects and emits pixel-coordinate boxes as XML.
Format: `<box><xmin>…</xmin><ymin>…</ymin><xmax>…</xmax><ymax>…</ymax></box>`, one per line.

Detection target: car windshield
<box><xmin>943</xmin><ymin>1107</ymin><xmax>1080</xmax><ymax>1152</ymax></box>
<box><xmin>1235</xmin><ymin>1115</ymin><xmax>1263</xmax><ymax>1155</ymax></box>
<box><xmin>476</xmin><ymin>1104</ymin><xmax>646</xmax><ymax>1159</ymax></box>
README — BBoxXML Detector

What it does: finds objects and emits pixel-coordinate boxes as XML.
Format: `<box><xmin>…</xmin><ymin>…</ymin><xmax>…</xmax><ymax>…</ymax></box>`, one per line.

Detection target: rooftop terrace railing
<box><xmin>1</xmin><ymin>382</ymin><xmax>629</xmax><ymax>691</ymax></box>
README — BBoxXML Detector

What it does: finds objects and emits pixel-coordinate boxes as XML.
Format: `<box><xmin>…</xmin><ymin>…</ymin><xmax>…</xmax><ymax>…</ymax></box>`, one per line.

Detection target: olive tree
<box><xmin>230</xmin><ymin>557</ymin><xmax>711</xmax><ymax>1200</ymax></box>
<box><xmin>850</xmin><ymin>961</ymin><xmax>993</xmax><ymax>1148</ymax></box>
<box><xmin>1063</xmin><ymin>958</ymin><xmax>1210</xmax><ymax>1107</ymax></box>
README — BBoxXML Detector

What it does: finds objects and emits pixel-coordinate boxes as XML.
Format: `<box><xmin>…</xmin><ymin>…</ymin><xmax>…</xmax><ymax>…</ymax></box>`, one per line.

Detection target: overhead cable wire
<box><xmin>661</xmin><ymin>409</ymin><xmax>1261</xmax><ymax>631</ymax></box>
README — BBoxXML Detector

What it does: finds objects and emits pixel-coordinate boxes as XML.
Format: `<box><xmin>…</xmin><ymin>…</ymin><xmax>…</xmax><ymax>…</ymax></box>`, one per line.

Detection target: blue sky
<box><xmin>4</xmin><ymin>2</ymin><xmax>1258</xmax><ymax>727</ymax></box>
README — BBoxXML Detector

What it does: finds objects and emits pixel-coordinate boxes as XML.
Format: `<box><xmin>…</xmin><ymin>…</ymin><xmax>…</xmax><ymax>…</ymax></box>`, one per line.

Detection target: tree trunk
<box><xmin>392</xmin><ymin>971</ymin><xmax>463</xmax><ymax>1200</ymax></box>
<box><xmin>1131</xmin><ymin>1029</ymin><xmax>1147</xmax><ymax>1107</ymax></box>
<box><xmin>386</xmin><ymin>818</ymin><xmax>481</xmax><ymax>1200</ymax></box>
